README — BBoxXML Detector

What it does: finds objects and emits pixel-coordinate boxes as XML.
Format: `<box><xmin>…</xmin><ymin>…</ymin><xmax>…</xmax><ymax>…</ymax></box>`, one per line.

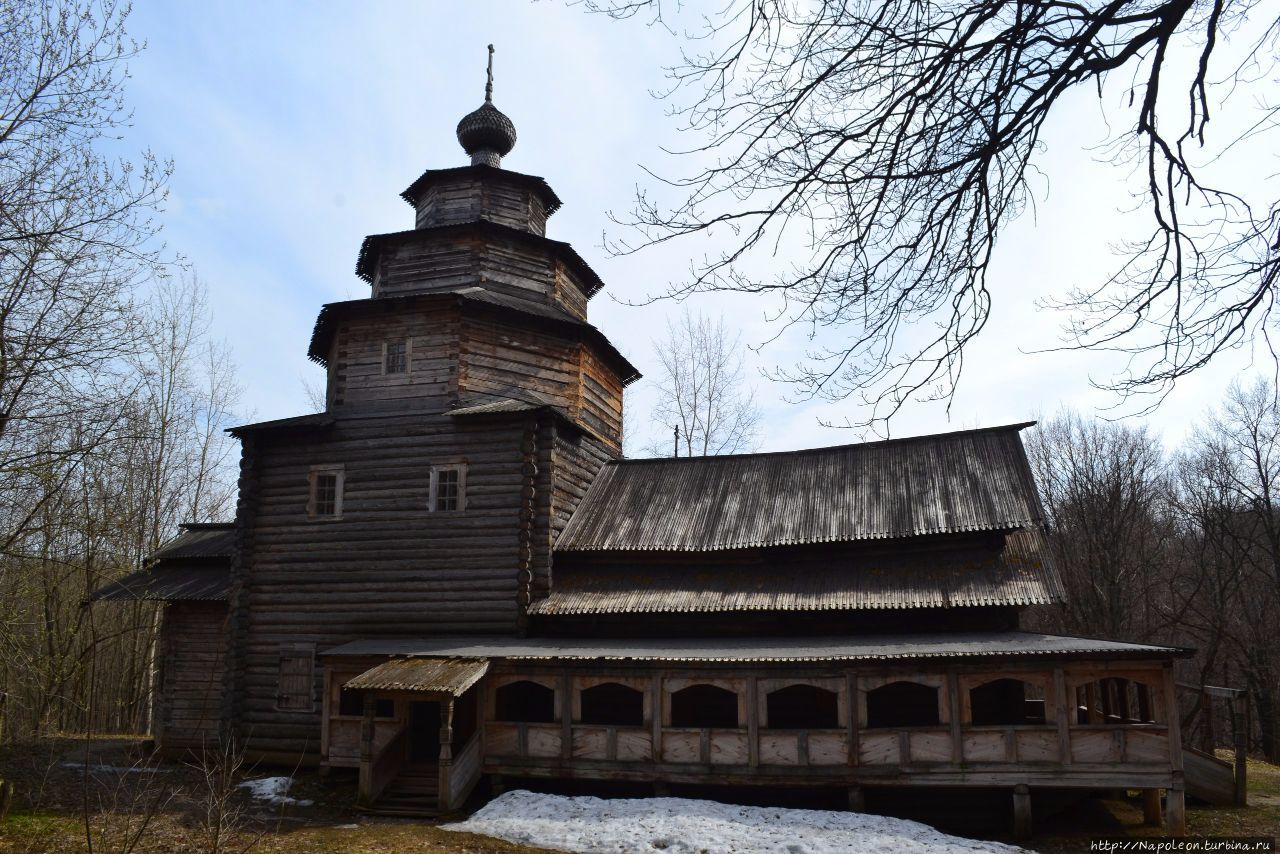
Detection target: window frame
<box><xmin>430</xmin><ymin>463</ymin><xmax>467</xmax><ymax>513</ymax></box>
<box><xmin>308</xmin><ymin>464</ymin><xmax>345</xmax><ymax>520</ymax></box>
<box><xmin>381</xmin><ymin>339</ymin><xmax>410</xmax><ymax>376</ymax></box>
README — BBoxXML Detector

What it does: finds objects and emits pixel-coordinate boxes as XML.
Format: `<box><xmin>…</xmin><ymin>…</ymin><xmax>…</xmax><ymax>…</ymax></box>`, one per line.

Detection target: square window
<box><xmin>384</xmin><ymin>341</ymin><xmax>406</xmax><ymax>375</ymax></box>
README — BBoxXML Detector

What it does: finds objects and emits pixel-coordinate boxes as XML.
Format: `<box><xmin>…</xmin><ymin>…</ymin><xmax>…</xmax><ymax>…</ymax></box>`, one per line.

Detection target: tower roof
<box><xmin>456</xmin><ymin>45</ymin><xmax>517</xmax><ymax>167</ymax></box>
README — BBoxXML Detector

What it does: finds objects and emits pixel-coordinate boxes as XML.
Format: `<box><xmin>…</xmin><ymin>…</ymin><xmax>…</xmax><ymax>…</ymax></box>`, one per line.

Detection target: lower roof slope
<box><xmin>555</xmin><ymin>423</ymin><xmax>1043</xmax><ymax>553</ymax></box>
<box><xmin>533</xmin><ymin>529</ymin><xmax>1063</xmax><ymax>615</ymax></box>
<box><xmin>323</xmin><ymin>632</ymin><xmax>1188</xmax><ymax>664</ymax></box>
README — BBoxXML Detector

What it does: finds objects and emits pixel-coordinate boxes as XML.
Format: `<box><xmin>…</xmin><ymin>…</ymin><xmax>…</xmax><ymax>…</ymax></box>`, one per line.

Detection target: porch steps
<box><xmin>369</xmin><ymin>763</ymin><xmax>440</xmax><ymax>817</ymax></box>
<box><xmin>1183</xmin><ymin>747</ymin><xmax>1238</xmax><ymax>806</ymax></box>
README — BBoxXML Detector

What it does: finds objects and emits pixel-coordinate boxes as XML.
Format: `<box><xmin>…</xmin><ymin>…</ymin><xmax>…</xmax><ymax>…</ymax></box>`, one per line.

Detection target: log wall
<box><xmin>412</xmin><ymin>174</ymin><xmax>549</xmax><ymax>235</ymax></box>
<box><xmin>232</xmin><ymin>413</ymin><xmax>531</xmax><ymax>758</ymax></box>
<box><xmin>372</xmin><ymin>232</ymin><xmax>588</xmax><ymax>322</ymax></box>
<box><xmin>157</xmin><ymin>602</ymin><xmax>226</xmax><ymax>753</ymax></box>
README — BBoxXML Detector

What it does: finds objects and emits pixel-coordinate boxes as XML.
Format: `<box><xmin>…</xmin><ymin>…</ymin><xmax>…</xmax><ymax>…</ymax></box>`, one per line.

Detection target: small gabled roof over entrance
<box><xmin>344</xmin><ymin>657</ymin><xmax>489</xmax><ymax>697</ymax></box>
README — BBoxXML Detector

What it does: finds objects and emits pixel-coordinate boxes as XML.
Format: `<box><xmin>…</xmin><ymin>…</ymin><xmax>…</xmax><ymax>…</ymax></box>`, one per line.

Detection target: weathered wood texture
<box><xmin>323</xmin><ymin>300</ymin><xmax>625</xmax><ymax>452</ymax></box>
<box><xmin>412</xmin><ymin>174</ymin><xmax>549</xmax><ymax>236</ymax></box>
<box><xmin>372</xmin><ymin>232</ymin><xmax>589</xmax><ymax>321</ymax></box>
<box><xmin>329</xmin><ymin>308</ymin><xmax>461</xmax><ymax>412</ymax></box>
<box><xmin>157</xmin><ymin>602</ymin><xmax>227</xmax><ymax>751</ymax></box>
<box><xmin>233</xmin><ymin>413</ymin><xmax>532</xmax><ymax>757</ymax></box>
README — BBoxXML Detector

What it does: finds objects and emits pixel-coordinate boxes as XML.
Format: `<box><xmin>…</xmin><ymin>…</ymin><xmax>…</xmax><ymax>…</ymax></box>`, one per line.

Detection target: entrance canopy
<box><xmin>343</xmin><ymin>656</ymin><xmax>489</xmax><ymax>697</ymax></box>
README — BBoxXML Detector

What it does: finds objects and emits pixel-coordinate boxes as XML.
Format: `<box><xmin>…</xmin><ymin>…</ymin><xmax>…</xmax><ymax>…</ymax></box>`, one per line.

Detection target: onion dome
<box><xmin>457</xmin><ymin>45</ymin><xmax>517</xmax><ymax>167</ymax></box>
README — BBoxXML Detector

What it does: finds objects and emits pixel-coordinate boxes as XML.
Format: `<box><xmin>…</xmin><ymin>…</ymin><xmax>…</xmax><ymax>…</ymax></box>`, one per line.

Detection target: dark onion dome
<box><xmin>456</xmin><ymin>101</ymin><xmax>517</xmax><ymax>161</ymax></box>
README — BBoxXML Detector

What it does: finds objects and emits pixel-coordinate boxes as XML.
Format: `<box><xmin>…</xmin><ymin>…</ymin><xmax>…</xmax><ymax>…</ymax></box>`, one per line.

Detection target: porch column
<box><xmin>357</xmin><ymin>692</ymin><xmax>376</xmax><ymax>806</ymax></box>
<box><xmin>1142</xmin><ymin>789</ymin><xmax>1163</xmax><ymax>826</ymax></box>
<box><xmin>438</xmin><ymin>698</ymin><xmax>455</xmax><ymax>811</ymax></box>
<box><xmin>1012</xmin><ymin>784</ymin><xmax>1032</xmax><ymax>840</ymax></box>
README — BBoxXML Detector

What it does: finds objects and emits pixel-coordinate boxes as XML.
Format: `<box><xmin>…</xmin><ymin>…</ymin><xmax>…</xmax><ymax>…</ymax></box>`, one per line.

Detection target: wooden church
<box><xmin>93</xmin><ymin>56</ymin><xmax>1197</xmax><ymax>837</ymax></box>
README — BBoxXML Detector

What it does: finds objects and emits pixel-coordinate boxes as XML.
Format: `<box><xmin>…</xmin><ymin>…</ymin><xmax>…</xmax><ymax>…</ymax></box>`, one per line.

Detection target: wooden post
<box><xmin>848</xmin><ymin>785</ymin><xmax>865</xmax><ymax>812</ymax></box>
<box><xmin>438</xmin><ymin>699</ymin><xmax>455</xmax><ymax>812</ymax></box>
<box><xmin>846</xmin><ymin>673</ymin><xmax>860</xmax><ymax>766</ymax></box>
<box><xmin>357</xmin><ymin>692</ymin><xmax>376</xmax><ymax>806</ymax></box>
<box><xmin>1012</xmin><ymin>784</ymin><xmax>1032</xmax><ymax>840</ymax></box>
<box><xmin>747</xmin><ymin>677</ymin><xmax>760</xmax><ymax>768</ymax></box>
<box><xmin>651</xmin><ymin>674</ymin><xmax>664</xmax><ymax>764</ymax></box>
<box><xmin>947</xmin><ymin>671</ymin><xmax>962</xmax><ymax>764</ymax></box>
<box><xmin>1054</xmin><ymin>668</ymin><xmax>1072</xmax><ymax>765</ymax></box>
<box><xmin>1166</xmin><ymin>781</ymin><xmax>1186</xmax><ymax>836</ymax></box>
<box><xmin>560</xmin><ymin>673</ymin><xmax>573</xmax><ymax>761</ymax></box>
<box><xmin>1142</xmin><ymin>789</ymin><xmax>1163</xmax><ymax>826</ymax></box>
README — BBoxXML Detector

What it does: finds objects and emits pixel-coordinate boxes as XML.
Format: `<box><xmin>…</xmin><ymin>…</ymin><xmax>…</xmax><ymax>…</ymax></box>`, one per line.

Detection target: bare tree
<box><xmin>1024</xmin><ymin>411</ymin><xmax>1172</xmax><ymax>640</ymax></box>
<box><xmin>0</xmin><ymin>0</ymin><xmax>171</xmax><ymax>554</ymax></box>
<box><xmin>591</xmin><ymin>0</ymin><xmax>1280</xmax><ymax>428</ymax></box>
<box><xmin>646</xmin><ymin>308</ymin><xmax>760</xmax><ymax>456</ymax></box>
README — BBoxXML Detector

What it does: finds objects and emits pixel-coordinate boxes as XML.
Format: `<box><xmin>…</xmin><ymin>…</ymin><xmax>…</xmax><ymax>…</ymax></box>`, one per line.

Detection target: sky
<box><xmin>118</xmin><ymin>1</ymin><xmax>1276</xmax><ymax>454</ymax></box>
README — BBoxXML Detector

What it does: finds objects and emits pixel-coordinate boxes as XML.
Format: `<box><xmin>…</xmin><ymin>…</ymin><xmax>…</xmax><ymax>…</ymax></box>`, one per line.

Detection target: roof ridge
<box><xmin>610</xmin><ymin>421</ymin><xmax>1037</xmax><ymax>465</ymax></box>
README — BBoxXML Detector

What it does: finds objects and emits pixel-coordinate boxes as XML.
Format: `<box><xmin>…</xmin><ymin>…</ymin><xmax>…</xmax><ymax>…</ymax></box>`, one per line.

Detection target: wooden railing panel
<box><xmin>962</xmin><ymin>731</ymin><xmax>1006</xmax><ymax>762</ymax></box>
<box><xmin>484</xmin><ymin>722</ymin><xmax>520</xmax><ymax>757</ymax></box>
<box><xmin>909</xmin><ymin>731</ymin><xmax>952</xmax><ymax>763</ymax></box>
<box><xmin>759</xmin><ymin>733</ymin><xmax>800</xmax><ymax>765</ymax></box>
<box><xmin>572</xmin><ymin>727</ymin><xmax>609</xmax><ymax>759</ymax></box>
<box><xmin>1014</xmin><ymin>730</ymin><xmax>1059</xmax><ymax>762</ymax></box>
<box><xmin>661</xmin><ymin>730</ymin><xmax>700</xmax><ymax>763</ymax></box>
<box><xmin>859</xmin><ymin>732</ymin><xmax>899</xmax><ymax>765</ymax></box>
<box><xmin>526</xmin><ymin>724</ymin><xmax>561</xmax><ymax>758</ymax></box>
<box><xmin>1071</xmin><ymin>728</ymin><xmax>1122</xmax><ymax>763</ymax></box>
<box><xmin>1126</xmin><ymin>729</ymin><xmax>1171</xmax><ymax>763</ymax></box>
<box><xmin>447</xmin><ymin>735</ymin><xmax>483</xmax><ymax>810</ymax></box>
<box><xmin>615</xmin><ymin>730</ymin><xmax>653</xmax><ymax>762</ymax></box>
<box><xmin>709</xmin><ymin>732</ymin><xmax>749</xmax><ymax>765</ymax></box>
<box><xmin>808</xmin><ymin>732</ymin><xmax>848</xmax><ymax>765</ymax></box>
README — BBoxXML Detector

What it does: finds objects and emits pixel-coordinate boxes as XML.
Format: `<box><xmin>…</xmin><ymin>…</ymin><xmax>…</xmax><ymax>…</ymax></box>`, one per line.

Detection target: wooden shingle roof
<box><xmin>556</xmin><ymin>423</ymin><xmax>1043</xmax><ymax>553</ymax></box>
<box><xmin>533</xmin><ymin>529</ymin><xmax>1063</xmax><ymax>614</ymax></box>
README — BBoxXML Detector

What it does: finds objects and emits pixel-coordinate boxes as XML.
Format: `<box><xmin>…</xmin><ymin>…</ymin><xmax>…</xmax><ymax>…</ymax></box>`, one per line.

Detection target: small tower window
<box><xmin>383</xmin><ymin>340</ymin><xmax>407</xmax><ymax>375</ymax></box>
<box><xmin>431</xmin><ymin>464</ymin><xmax>466</xmax><ymax>512</ymax></box>
<box><xmin>308</xmin><ymin>465</ymin><xmax>344</xmax><ymax>519</ymax></box>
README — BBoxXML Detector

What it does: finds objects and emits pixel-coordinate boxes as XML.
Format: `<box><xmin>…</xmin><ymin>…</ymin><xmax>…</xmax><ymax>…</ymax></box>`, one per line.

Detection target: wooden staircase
<box><xmin>1183</xmin><ymin>747</ymin><xmax>1240</xmax><ymax>806</ymax></box>
<box><xmin>368</xmin><ymin>763</ymin><xmax>440</xmax><ymax>817</ymax></box>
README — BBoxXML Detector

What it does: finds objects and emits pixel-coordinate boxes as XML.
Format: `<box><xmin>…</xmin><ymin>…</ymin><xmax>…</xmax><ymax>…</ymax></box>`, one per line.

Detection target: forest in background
<box><xmin>1</xmin><ymin>0</ymin><xmax>1277</xmax><ymax>770</ymax></box>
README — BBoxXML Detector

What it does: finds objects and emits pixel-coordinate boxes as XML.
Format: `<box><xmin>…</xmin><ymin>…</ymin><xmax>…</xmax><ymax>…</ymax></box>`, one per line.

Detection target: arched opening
<box><xmin>766</xmin><ymin>684</ymin><xmax>840</xmax><ymax>729</ymax></box>
<box><xmin>865</xmin><ymin>681</ymin><xmax>940</xmax><ymax>729</ymax></box>
<box><xmin>494</xmin><ymin>680</ymin><xmax>555</xmax><ymax>723</ymax></box>
<box><xmin>969</xmin><ymin>679</ymin><xmax>1046</xmax><ymax>726</ymax></box>
<box><xmin>1074</xmin><ymin>678</ymin><xmax>1156</xmax><ymax>725</ymax></box>
<box><xmin>670</xmin><ymin>684</ymin><xmax>739</xmax><ymax>728</ymax></box>
<box><xmin>580</xmin><ymin>682</ymin><xmax>645</xmax><ymax>727</ymax></box>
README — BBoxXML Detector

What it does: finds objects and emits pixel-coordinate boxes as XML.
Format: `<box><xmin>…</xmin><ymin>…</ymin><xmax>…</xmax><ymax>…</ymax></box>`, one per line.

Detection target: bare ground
<box><xmin>1</xmin><ymin>737</ymin><xmax>1277</xmax><ymax>852</ymax></box>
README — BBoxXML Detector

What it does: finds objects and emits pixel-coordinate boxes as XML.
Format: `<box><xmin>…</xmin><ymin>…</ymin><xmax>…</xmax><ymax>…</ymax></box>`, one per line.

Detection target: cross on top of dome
<box><xmin>456</xmin><ymin>45</ymin><xmax>517</xmax><ymax>168</ymax></box>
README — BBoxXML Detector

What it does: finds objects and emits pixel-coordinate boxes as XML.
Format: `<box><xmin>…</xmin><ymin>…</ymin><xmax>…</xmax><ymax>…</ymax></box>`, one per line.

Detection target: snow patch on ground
<box><xmin>446</xmin><ymin>790</ymin><xmax>1029</xmax><ymax>854</ymax></box>
<box><xmin>236</xmin><ymin>776</ymin><xmax>313</xmax><ymax>807</ymax></box>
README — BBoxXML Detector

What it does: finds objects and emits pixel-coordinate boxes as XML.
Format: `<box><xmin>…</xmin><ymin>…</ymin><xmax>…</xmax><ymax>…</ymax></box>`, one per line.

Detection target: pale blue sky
<box><xmin>119</xmin><ymin>1</ymin><xmax>1274</xmax><ymax>452</ymax></box>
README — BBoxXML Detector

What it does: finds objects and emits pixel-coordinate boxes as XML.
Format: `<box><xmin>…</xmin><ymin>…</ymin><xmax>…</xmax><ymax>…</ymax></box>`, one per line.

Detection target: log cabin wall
<box><xmin>370</xmin><ymin>230</ymin><xmax>590</xmax><ymax>322</ymax></box>
<box><xmin>411</xmin><ymin>172</ymin><xmax>549</xmax><ymax>235</ymax></box>
<box><xmin>459</xmin><ymin>317</ymin><xmax>579</xmax><ymax>412</ymax></box>
<box><xmin>328</xmin><ymin>305</ymin><xmax>461</xmax><ymax>413</ymax></box>
<box><xmin>156</xmin><ymin>601</ymin><xmax>227</xmax><ymax>754</ymax></box>
<box><xmin>232</xmin><ymin>413</ymin><xmax>530</xmax><ymax>759</ymax></box>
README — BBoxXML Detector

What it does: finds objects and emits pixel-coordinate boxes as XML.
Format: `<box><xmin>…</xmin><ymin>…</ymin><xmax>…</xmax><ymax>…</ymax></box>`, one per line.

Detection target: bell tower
<box><xmin>306</xmin><ymin>46</ymin><xmax>638</xmax><ymax>446</ymax></box>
